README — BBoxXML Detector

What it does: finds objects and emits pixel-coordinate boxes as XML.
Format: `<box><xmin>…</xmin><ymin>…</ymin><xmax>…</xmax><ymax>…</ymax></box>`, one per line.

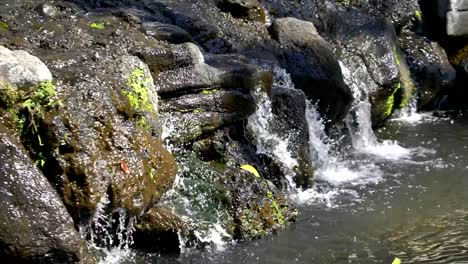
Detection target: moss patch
<box><xmin>0</xmin><ymin>21</ymin><xmax>9</xmax><ymax>29</ymax></box>
<box><xmin>0</xmin><ymin>80</ymin><xmax>61</xmax><ymax>168</ymax></box>
<box><xmin>384</xmin><ymin>83</ymin><xmax>401</xmax><ymax>117</ymax></box>
<box><xmin>89</xmin><ymin>22</ymin><xmax>105</xmax><ymax>30</ymax></box>
<box><xmin>122</xmin><ymin>67</ymin><xmax>155</xmax><ymax>130</ymax></box>
<box><xmin>450</xmin><ymin>45</ymin><xmax>468</xmax><ymax>66</ymax></box>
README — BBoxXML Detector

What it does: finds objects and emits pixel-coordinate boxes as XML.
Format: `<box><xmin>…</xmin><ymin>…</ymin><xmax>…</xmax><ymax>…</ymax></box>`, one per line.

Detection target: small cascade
<box><xmin>247</xmin><ymin>66</ymin><xmax>299</xmax><ymax>186</ymax></box>
<box><xmin>339</xmin><ymin>61</ymin><xmax>411</xmax><ymax>160</ymax></box>
<box><xmin>80</xmin><ymin>195</ymin><xmax>136</xmax><ymax>264</ymax></box>
<box><xmin>305</xmin><ymin>102</ymin><xmax>383</xmax><ymax>186</ymax></box>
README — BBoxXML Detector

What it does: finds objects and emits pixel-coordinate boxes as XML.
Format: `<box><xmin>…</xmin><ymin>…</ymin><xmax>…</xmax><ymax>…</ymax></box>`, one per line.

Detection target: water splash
<box><xmin>340</xmin><ymin>61</ymin><xmax>411</xmax><ymax>160</ymax></box>
<box><xmin>304</xmin><ymin>102</ymin><xmax>384</xmax><ymax>187</ymax></box>
<box><xmin>80</xmin><ymin>194</ymin><xmax>136</xmax><ymax>264</ymax></box>
<box><xmin>247</xmin><ymin>67</ymin><xmax>299</xmax><ymax>186</ymax></box>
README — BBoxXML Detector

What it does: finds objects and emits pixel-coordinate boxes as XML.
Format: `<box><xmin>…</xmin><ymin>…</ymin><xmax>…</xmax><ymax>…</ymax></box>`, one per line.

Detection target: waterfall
<box><xmin>247</xmin><ymin>66</ymin><xmax>299</xmax><ymax>187</ymax></box>
<box><xmin>339</xmin><ymin>61</ymin><xmax>412</xmax><ymax>160</ymax></box>
<box><xmin>80</xmin><ymin>194</ymin><xmax>136</xmax><ymax>264</ymax></box>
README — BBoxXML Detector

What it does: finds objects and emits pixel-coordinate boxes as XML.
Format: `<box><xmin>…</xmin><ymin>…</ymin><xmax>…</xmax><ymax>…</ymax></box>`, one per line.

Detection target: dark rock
<box><xmin>133</xmin><ymin>207</ymin><xmax>184</xmax><ymax>254</ymax></box>
<box><xmin>270</xmin><ymin>17</ymin><xmax>352</xmax><ymax>124</ymax></box>
<box><xmin>141</xmin><ymin>22</ymin><xmax>193</xmax><ymax>44</ymax></box>
<box><xmin>399</xmin><ymin>30</ymin><xmax>456</xmax><ymax>109</ymax></box>
<box><xmin>160</xmin><ymin>90</ymin><xmax>255</xmax><ymax>114</ymax></box>
<box><xmin>271</xmin><ymin>87</ymin><xmax>313</xmax><ymax>188</ymax></box>
<box><xmin>333</xmin><ymin>11</ymin><xmax>414</xmax><ymax>127</ymax></box>
<box><xmin>216</xmin><ymin>0</ymin><xmax>267</xmax><ymax>22</ymax></box>
<box><xmin>336</xmin><ymin>0</ymin><xmax>420</xmax><ymax>29</ymax></box>
<box><xmin>156</xmin><ymin>53</ymin><xmax>272</xmax><ymax>97</ymax></box>
<box><xmin>0</xmin><ymin>116</ymin><xmax>93</xmax><ymax>263</ymax></box>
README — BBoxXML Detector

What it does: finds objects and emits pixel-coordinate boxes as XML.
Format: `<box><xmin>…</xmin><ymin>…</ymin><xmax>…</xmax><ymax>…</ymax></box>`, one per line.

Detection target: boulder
<box><xmin>141</xmin><ymin>22</ymin><xmax>193</xmax><ymax>44</ymax></box>
<box><xmin>270</xmin><ymin>17</ymin><xmax>352</xmax><ymax>124</ymax></box>
<box><xmin>336</xmin><ymin>0</ymin><xmax>420</xmax><ymax>29</ymax></box>
<box><xmin>399</xmin><ymin>30</ymin><xmax>456</xmax><ymax>109</ymax></box>
<box><xmin>271</xmin><ymin>87</ymin><xmax>314</xmax><ymax>188</ymax></box>
<box><xmin>333</xmin><ymin>11</ymin><xmax>414</xmax><ymax>127</ymax></box>
<box><xmin>0</xmin><ymin>46</ymin><xmax>52</xmax><ymax>88</ymax></box>
<box><xmin>0</xmin><ymin>116</ymin><xmax>93</xmax><ymax>263</ymax></box>
<box><xmin>215</xmin><ymin>0</ymin><xmax>267</xmax><ymax>22</ymax></box>
<box><xmin>132</xmin><ymin>207</ymin><xmax>184</xmax><ymax>254</ymax></box>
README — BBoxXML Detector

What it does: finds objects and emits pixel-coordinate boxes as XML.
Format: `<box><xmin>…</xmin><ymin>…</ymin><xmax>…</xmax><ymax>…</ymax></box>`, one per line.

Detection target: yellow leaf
<box><xmin>392</xmin><ymin>257</ymin><xmax>401</xmax><ymax>264</ymax></box>
<box><xmin>240</xmin><ymin>164</ymin><xmax>260</xmax><ymax>178</ymax></box>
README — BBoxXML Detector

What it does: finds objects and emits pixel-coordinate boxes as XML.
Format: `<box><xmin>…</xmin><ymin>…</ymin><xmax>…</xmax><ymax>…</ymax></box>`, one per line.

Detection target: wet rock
<box><xmin>216</xmin><ymin>0</ymin><xmax>267</xmax><ymax>22</ymax></box>
<box><xmin>270</xmin><ymin>17</ymin><xmax>352</xmax><ymax>124</ymax></box>
<box><xmin>156</xmin><ymin>53</ymin><xmax>271</xmax><ymax>97</ymax></box>
<box><xmin>132</xmin><ymin>207</ymin><xmax>184</xmax><ymax>254</ymax></box>
<box><xmin>134</xmin><ymin>42</ymin><xmax>204</xmax><ymax>73</ymax></box>
<box><xmin>141</xmin><ymin>22</ymin><xmax>193</xmax><ymax>44</ymax></box>
<box><xmin>0</xmin><ymin>116</ymin><xmax>93</xmax><ymax>263</ymax></box>
<box><xmin>161</xmin><ymin>90</ymin><xmax>255</xmax><ymax>114</ymax></box>
<box><xmin>168</xmin><ymin>154</ymin><xmax>296</xmax><ymax>243</ymax></box>
<box><xmin>38</xmin><ymin>4</ymin><xmax>60</xmax><ymax>19</ymax></box>
<box><xmin>333</xmin><ymin>11</ymin><xmax>414</xmax><ymax>127</ymax></box>
<box><xmin>399</xmin><ymin>30</ymin><xmax>456</xmax><ymax>109</ymax></box>
<box><xmin>336</xmin><ymin>0</ymin><xmax>420</xmax><ymax>29</ymax></box>
<box><xmin>0</xmin><ymin>46</ymin><xmax>52</xmax><ymax>88</ymax></box>
<box><xmin>271</xmin><ymin>87</ymin><xmax>313</xmax><ymax>188</ymax></box>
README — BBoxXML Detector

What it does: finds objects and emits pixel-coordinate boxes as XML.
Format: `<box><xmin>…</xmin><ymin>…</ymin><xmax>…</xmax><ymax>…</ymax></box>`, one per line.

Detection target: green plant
<box><xmin>90</xmin><ymin>22</ymin><xmax>105</xmax><ymax>30</ymax></box>
<box><xmin>0</xmin><ymin>21</ymin><xmax>9</xmax><ymax>29</ymax></box>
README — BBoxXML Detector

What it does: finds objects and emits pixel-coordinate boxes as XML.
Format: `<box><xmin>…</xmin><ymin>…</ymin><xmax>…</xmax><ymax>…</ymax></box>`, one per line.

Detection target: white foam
<box><xmin>359</xmin><ymin>140</ymin><xmax>412</xmax><ymax>160</ymax></box>
<box><xmin>193</xmin><ymin>223</ymin><xmax>232</xmax><ymax>251</ymax></box>
<box><xmin>292</xmin><ymin>187</ymin><xmax>361</xmax><ymax>208</ymax></box>
<box><xmin>316</xmin><ymin>163</ymin><xmax>383</xmax><ymax>186</ymax></box>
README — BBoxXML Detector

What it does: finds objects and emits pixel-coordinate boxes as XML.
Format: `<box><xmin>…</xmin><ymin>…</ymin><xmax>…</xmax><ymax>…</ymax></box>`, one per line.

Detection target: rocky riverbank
<box><xmin>0</xmin><ymin>0</ymin><xmax>467</xmax><ymax>262</ymax></box>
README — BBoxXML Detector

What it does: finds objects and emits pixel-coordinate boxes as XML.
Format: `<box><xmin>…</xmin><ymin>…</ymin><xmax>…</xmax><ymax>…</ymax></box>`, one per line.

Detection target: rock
<box><xmin>216</xmin><ymin>0</ymin><xmax>267</xmax><ymax>22</ymax></box>
<box><xmin>132</xmin><ymin>207</ymin><xmax>184</xmax><ymax>254</ymax></box>
<box><xmin>0</xmin><ymin>46</ymin><xmax>52</xmax><ymax>88</ymax></box>
<box><xmin>156</xmin><ymin>53</ymin><xmax>271</xmax><ymax>96</ymax></box>
<box><xmin>0</xmin><ymin>116</ymin><xmax>93</xmax><ymax>263</ymax></box>
<box><xmin>134</xmin><ymin>42</ymin><xmax>204</xmax><ymax>74</ymax></box>
<box><xmin>169</xmin><ymin>154</ymin><xmax>296</xmax><ymax>242</ymax></box>
<box><xmin>141</xmin><ymin>22</ymin><xmax>193</xmax><ymax>44</ymax></box>
<box><xmin>115</xmin><ymin>55</ymin><xmax>160</xmax><ymax>134</ymax></box>
<box><xmin>333</xmin><ymin>11</ymin><xmax>414</xmax><ymax>127</ymax></box>
<box><xmin>270</xmin><ymin>17</ymin><xmax>352</xmax><ymax>124</ymax></box>
<box><xmin>399</xmin><ymin>30</ymin><xmax>456</xmax><ymax>109</ymax></box>
<box><xmin>271</xmin><ymin>87</ymin><xmax>313</xmax><ymax>188</ymax></box>
<box><xmin>336</xmin><ymin>0</ymin><xmax>420</xmax><ymax>29</ymax></box>
<box><xmin>160</xmin><ymin>90</ymin><xmax>255</xmax><ymax>114</ymax></box>
<box><xmin>38</xmin><ymin>4</ymin><xmax>60</xmax><ymax>19</ymax></box>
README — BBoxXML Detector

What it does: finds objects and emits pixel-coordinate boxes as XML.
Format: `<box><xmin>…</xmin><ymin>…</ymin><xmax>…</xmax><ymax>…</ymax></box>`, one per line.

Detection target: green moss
<box><xmin>0</xmin><ymin>21</ymin><xmax>9</xmax><ymax>29</ymax></box>
<box><xmin>124</xmin><ymin>67</ymin><xmax>152</xmax><ymax>112</ymax></box>
<box><xmin>266</xmin><ymin>190</ymin><xmax>286</xmax><ymax>226</ymax></box>
<box><xmin>450</xmin><ymin>45</ymin><xmax>468</xmax><ymax>66</ymax></box>
<box><xmin>90</xmin><ymin>22</ymin><xmax>105</xmax><ymax>30</ymax></box>
<box><xmin>122</xmin><ymin>67</ymin><xmax>156</xmax><ymax>130</ymax></box>
<box><xmin>201</xmin><ymin>89</ymin><xmax>220</xmax><ymax>95</ymax></box>
<box><xmin>414</xmin><ymin>10</ymin><xmax>422</xmax><ymax>22</ymax></box>
<box><xmin>192</xmin><ymin>108</ymin><xmax>203</xmax><ymax>114</ymax></box>
<box><xmin>385</xmin><ymin>83</ymin><xmax>401</xmax><ymax>117</ymax></box>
